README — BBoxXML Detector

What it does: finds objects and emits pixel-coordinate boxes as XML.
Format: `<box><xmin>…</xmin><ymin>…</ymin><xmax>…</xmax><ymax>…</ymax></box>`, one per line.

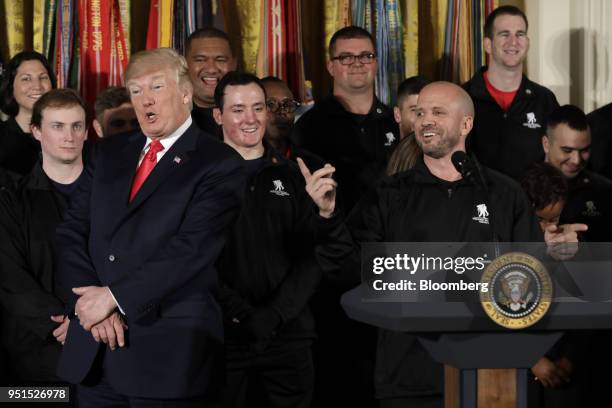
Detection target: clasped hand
<box><xmin>73</xmin><ymin>285</ymin><xmax>127</xmax><ymax>349</ymax></box>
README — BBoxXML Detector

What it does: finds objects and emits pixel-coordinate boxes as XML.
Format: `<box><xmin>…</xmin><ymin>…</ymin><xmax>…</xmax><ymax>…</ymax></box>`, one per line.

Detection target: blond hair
<box><xmin>126</xmin><ymin>48</ymin><xmax>192</xmax><ymax>90</ymax></box>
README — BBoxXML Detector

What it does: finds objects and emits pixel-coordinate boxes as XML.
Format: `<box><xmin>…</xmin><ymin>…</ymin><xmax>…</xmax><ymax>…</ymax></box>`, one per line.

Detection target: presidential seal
<box><xmin>480</xmin><ymin>252</ymin><xmax>552</xmax><ymax>329</ymax></box>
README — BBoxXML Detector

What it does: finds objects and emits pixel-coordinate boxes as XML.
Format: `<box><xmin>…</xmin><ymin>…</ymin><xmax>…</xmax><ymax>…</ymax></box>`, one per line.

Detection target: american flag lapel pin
<box><xmin>173</xmin><ymin>156</ymin><xmax>182</xmax><ymax>164</ymax></box>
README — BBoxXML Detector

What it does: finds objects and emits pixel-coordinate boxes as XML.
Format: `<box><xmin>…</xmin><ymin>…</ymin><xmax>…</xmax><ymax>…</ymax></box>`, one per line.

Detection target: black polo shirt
<box><xmin>464</xmin><ymin>67</ymin><xmax>559</xmax><ymax>180</ymax></box>
<box><xmin>587</xmin><ymin>102</ymin><xmax>612</xmax><ymax>180</ymax></box>
<box><xmin>291</xmin><ymin>95</ymin><xmax>399</xmax><ymax>211</ymax></box>
<box><xmin>560</xmin><ymin>170</ymin><xmax>612</xmax><ymax>242</ymax></box>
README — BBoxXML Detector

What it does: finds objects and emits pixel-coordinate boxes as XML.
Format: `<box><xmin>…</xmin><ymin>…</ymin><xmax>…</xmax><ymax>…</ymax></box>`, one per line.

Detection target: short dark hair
<box><xmin>31</xmin><ymin>88</ymin><xmax>87</xmax><ymax>129</ymax></box>
<box><xmin>0</xmin><ymin>51</ymin><xmax>56</xmax><ymax>117</ymax></box>
<box><xmin>94</xmin><ymin>86</ymin><xmax>130</xmax><ymax>124</ymax></box>
<box><xmin>396</xmin><ymin>76</ymin><xmax>430</xmax><ymax>106</ymax></box>
<box><xmin>214</xmin><ymin>71</ymin><xmax>266</xmax><ymax>111</ymax></box>
<box><xmin>185</xmin><ymin>27</ymin><xmax>234</xmax><ymax>57</ymax></box>
<box><xmin>260</xmin><ymin>76</ymin><xmax>285</xmax><ymax>85</ymax></box>
<box><xmin>546</xmin><ymin>104</ymin><xmax>589</xmax><ymax>135</ymax></box>
<box><xmin>484</xmin><ymin>6</ymin><xmax>528</xmax><ymax>39</ymax></box>
<box><xmin>329</xmin><ymin>26</ymin><xmax>376</xmax><ymax>57</ymax></box>
<box><xmin>521</xmin><ymin>162</ymin><xmax>568</xmax><ymax>211</ymax></box>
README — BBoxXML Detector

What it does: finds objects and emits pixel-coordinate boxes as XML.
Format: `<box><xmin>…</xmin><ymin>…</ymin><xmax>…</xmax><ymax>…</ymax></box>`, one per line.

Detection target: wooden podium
<box><xmin>341</xmin><ymin>284</ymin><xmax>612</xmax><ymax>408</ymax></box>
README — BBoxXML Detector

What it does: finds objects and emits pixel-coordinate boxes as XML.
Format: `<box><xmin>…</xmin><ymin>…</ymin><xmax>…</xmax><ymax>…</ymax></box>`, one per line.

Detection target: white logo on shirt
<box><xmin>472</xmin><ymin>204</ymin><xmax>490</xmax><ymax>224</ymax></box>
<box><xmin>384</xmin><ymin>132</ymin><xmax>396</xmax><ymax>146</ymax></box>
<box><xmin>270</xmin><ymin>180</ymin><xmax>290</xmax><ymax>197</ymax></box>
<box><xmin>523</xmin><ymin>112</ymin><xmax>541</xmax><ymax>129</ymax></box>
<box><xmin>583</xmin><ymin>200</ymin><xmax>600</xmax><ymax>217</ymax></box>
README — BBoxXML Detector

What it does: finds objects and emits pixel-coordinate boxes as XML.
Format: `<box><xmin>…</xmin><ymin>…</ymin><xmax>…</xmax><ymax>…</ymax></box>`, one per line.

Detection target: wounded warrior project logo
<box><xmin>583</xmin><ymin>200</ymin><xmax>601</xmax><ymax>217</ymax></box>
<box><xmin>270</xmin><ymin>180</ymin><xmax>290</xmax><ymax>197</ymax></box>
<box><xmin>384</xmin><ymin>132</ymin><xmax>396</xmax><ymax>146</ymax></box>
<box><xmin>480</xmin><ymin>252</ymin><xmax>552</xmax><ymax>329</ymax></box>
<box><xmin>523</xmin><ymin>112</ymin><xmax>541</xmax><ymax>129</ymax></box>
<box><xmin>472</xmin><ymin>203</ymin><xmax>490</xmax><ymax>224</ymax></box>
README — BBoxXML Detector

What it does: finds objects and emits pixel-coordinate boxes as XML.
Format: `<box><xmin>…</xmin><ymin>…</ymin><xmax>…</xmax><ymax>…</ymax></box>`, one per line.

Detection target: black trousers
<box><xmin>77</xmin><ymin>377</ymin><xmax>211</xmax><ymax>408</ymax></box>
<box><xmin>77</xmin><ymin>348</ymin><xmax>216</xmax><ymax>408</ymax></box>
<box><xmin>223</xmin><ymin>339</ymin><xmax>314</xmax><ymax>408</ymax></box>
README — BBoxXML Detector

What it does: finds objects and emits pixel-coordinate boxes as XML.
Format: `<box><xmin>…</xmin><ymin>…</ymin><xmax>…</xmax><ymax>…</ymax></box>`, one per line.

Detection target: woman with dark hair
<box><xmin>0</xmin><ymin>51</ymin><xmax>55</xmax><ymax>175</ymax></box>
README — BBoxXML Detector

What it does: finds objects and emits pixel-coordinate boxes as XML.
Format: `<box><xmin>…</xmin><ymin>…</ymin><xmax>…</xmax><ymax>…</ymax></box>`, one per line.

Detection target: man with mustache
<box><xmin>309</xmin><ymin>81</ymin><xmax>586</xmax><ymax>408</ymax></box>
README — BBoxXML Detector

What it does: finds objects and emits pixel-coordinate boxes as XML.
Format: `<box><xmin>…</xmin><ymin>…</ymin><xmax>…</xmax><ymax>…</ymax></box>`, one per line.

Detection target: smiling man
<box><xmin>464</xmin><ymin>5</ymin><xmax>559</xmax><ymax>180</ymax></box>
<box><xmin>315</xmin><ymin>82</ymin><xmax>586</xmax><ymax>408</ymax></box>
<box><xmin>185</xmin><ymin>28</ymin><xmax>237</xmax><ymax>139</ymax></box>
<box><xmin>213</xmin><ymin>71</ymin><xmax>336</xmax><ymax>408</ymax></box>
<box><xmin>54</xmin><ymin>48</ymin><xmax>245</xmax><ymax>407</ymax></box>
<box><xmin>543</xmin><ymin>104</ymin><xmax>612</xmax><ymax>243</ymax></box>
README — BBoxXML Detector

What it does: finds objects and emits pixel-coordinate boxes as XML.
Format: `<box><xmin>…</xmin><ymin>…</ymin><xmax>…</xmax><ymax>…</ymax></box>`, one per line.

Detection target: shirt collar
<box><xmin>143</xmin><ymin>116</ymin><xmax>192</xmax><ymax>151</ymax></box>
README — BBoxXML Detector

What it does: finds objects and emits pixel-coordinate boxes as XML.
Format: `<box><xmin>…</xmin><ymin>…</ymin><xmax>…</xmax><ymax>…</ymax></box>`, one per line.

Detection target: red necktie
<box><xmin>129</xmin><ymin>140</ymin><xmax>164</xmax><ymax>202</ymax></box>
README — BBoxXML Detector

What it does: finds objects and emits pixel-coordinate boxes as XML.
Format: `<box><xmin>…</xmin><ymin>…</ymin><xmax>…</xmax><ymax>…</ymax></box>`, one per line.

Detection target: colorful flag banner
<box><xmin>79</xmin><ymin>0</ymin><xmax>129</xmax><ymax>108</ymax></box>
<box><xmin>4</xmin><ymin>1</ymin><xmax>25</xmax><ymax>57</ymax></box>
<box><xmin>402</xmin><ymin>0</ymin><xmax>418</xmax><ymax>78</ymax></box>
<box><xmin>441</xmin><ymin>0</ymin><xmax>498</xmax><ymax>83</ymax></box>
<box><xmin>55</xmin><ymin>0</ymin><xmax>76</xmax><ymax>88</ymax></box>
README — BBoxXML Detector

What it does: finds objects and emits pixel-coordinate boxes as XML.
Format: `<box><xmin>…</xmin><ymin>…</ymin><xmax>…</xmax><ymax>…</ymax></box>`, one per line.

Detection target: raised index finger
<box><xmin>567</xmin><ymin>223</ymin><xmax>588</xmax><ymax>233</ymax></box>
<box><xmin>296</xmin><ymin>157</ymin><xmax>312</xmax><ymax>181</ymax></box>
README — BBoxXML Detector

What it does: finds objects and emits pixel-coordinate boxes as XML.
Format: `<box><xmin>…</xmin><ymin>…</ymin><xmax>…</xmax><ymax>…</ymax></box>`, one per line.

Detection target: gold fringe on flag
<box><xmin>4</xmin><ymin>1</ymin><xmax>25</xmax><ymax>57</ymax></box>
<box><xmin>458</xmin><ymin>0</ymin><xmax>472</xmax><ymax>83</ymax></box>
<box><xmin>236</xmin><ymin>0</ymin><xmax>262</xmax><ymax>73</ymax></box>
<box><xmin>323</xmin><ymin>0</ymin><xmax>350</xmax><ymax>61</ymax></box>
<box><xmin>402</xmin><ymin>0</ymin><xmax>419</xmax><ymax>77</ymax></box>
<box><xmin>159</xmin><ymin>0</ymin><xmax>174</xmax><ymax>48</ymax></box>
<box><xmin>33</xmin><ymin>1</ymin><xmax>45</xmax><ymax>54</ymax></box>
<box><xmin>433</xmin><ymin>0</ymin><xmax>447</xmax><ymax>66</ymax></box>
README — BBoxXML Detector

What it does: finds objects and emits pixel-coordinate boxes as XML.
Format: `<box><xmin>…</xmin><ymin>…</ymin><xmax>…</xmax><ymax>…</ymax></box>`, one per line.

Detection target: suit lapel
<box><xmin>104</xmin><ymin>133</ymin><xmax>146</xmax><ymax>233</ymax></box>
<box><xmin>112</xmin><ymin>124</ymin><xmax>199</xmax><ymax>230</ymax></box>
<box><xmin>117</xmin><ymin>133</ymin><xmax>147</xmax><ymax>203</ymax></box>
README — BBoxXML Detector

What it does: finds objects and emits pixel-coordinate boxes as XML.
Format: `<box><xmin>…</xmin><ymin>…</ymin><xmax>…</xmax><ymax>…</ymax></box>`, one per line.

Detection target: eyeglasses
<box><xmin>266</xmin><ymin>99</ymin><xmax>301</xmax><ymax>114</ymax></box>
<box><xmin>331</xmin><ymin>52</ymin><xmax>377</xmax><ymax>65</ymax></box>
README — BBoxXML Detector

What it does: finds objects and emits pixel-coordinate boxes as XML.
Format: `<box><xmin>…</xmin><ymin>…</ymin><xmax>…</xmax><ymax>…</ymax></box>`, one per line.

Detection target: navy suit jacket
<box><xmin>55</xmin><ymin>123</ymin><xmax>245</xmax><ymax>398</ymax></box>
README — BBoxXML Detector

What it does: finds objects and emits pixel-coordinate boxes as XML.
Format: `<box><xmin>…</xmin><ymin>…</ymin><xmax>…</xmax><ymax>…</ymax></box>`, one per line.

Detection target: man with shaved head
<box><xmin>309</xmin><ymin>81</ymin><xmax>585</xmax><ymax>407</ymax></box>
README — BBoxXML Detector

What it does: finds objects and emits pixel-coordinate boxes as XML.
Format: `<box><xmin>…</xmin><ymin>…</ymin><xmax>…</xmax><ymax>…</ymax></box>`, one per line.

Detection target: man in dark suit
<box><xmin>55</xmin><ymin>48</ymin><xmax>246</xmax><ymax>407</ymax></box>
